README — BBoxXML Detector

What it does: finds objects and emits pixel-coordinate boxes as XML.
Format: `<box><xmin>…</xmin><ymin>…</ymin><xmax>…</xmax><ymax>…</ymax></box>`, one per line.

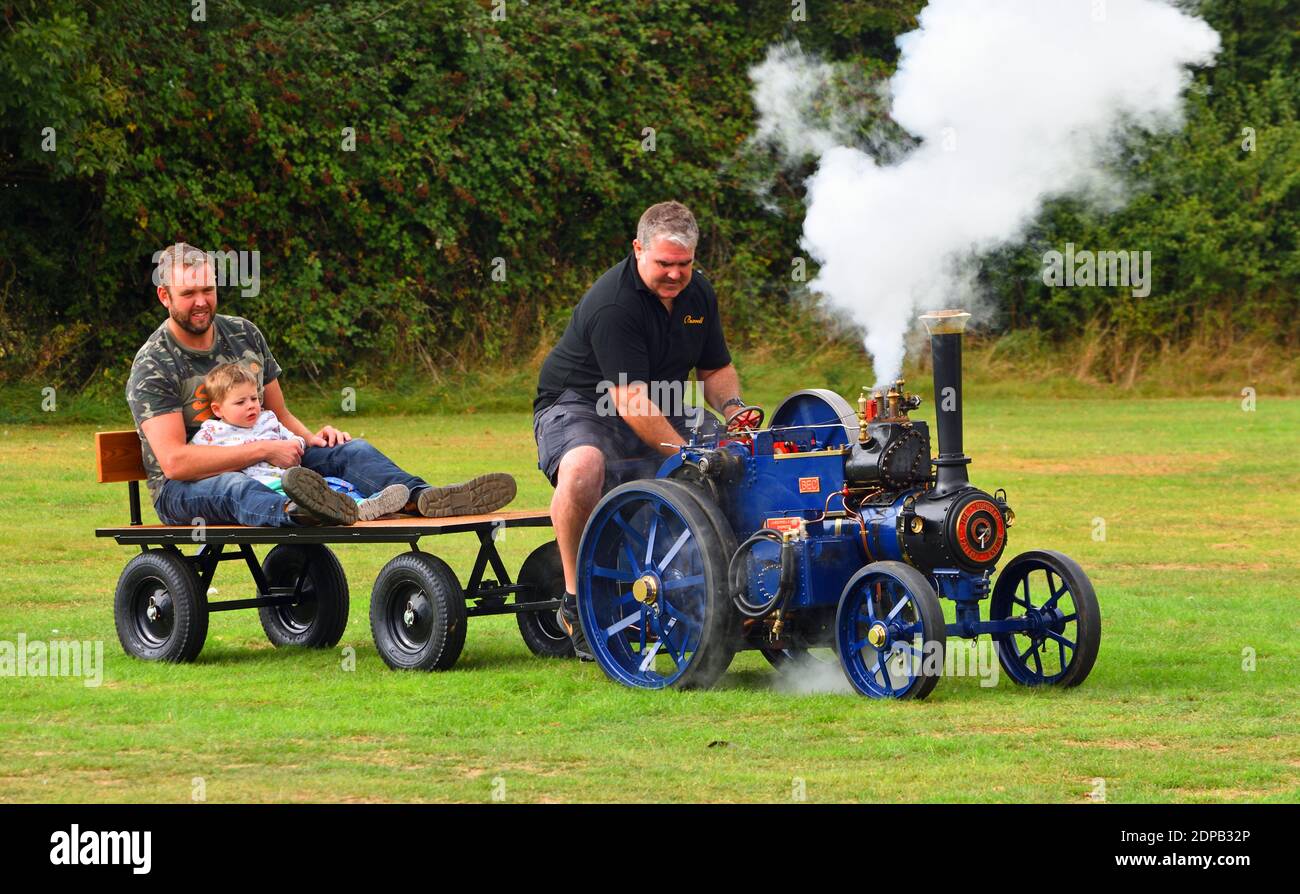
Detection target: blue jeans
<box><xmin>155</xmin><ymin>438</ymin><xmax>430</xmax><ymax>526</ymax></box>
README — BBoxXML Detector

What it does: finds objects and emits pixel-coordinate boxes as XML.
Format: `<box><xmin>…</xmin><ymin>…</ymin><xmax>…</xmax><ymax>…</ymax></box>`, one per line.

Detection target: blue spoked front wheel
<box><xmin>990</xmin><ymin>550</ymin><xmax>1101</xmax><ymax>687</ymax></box>
<box><xmin>835</xmin><ymin>562</ymin><xmax>946</xmax><ymax>699</ymax></box>
<box><xmin>576</xmin><ymin>479</ymin><xmax>736</xmax><ymax>690</ymax></box>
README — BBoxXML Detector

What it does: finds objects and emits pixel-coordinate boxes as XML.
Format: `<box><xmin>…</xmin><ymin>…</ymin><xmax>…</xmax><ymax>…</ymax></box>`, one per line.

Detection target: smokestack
<box><xmin>919</xmin><ymin>310</ymin><xmax>971</xmax><ymax>497</ymax></box>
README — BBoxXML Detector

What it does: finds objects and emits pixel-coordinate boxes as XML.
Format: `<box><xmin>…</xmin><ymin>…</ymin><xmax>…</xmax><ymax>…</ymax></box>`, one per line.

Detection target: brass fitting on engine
<box><xmin>632</xmin><ymin>574</ymin><xmax>659</xmax><ymax>605</ymax></box>
<box><xmin>867</xmin><ymin>623</ymin><xmax>888</xmax><ymax>648</ymax></box>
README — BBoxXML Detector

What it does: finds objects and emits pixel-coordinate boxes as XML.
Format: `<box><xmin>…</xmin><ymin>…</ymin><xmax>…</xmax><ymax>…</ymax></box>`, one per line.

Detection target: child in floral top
<box><xmin>192</xmin><ymin>363</ymin><xmax>408</xmax><ymax>522</ymax></box>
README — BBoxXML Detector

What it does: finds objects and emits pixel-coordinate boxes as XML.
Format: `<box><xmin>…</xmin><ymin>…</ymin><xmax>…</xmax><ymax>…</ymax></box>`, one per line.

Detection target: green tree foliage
<box><xmin>982</xmin><ymin>0</ymin><xmax>1299</xmax><ymax>343</ymax></box>
<box><xmin>0</xmin><ymin>0</ymin><xmax>1293</xmax><ymax>388</ymax></box>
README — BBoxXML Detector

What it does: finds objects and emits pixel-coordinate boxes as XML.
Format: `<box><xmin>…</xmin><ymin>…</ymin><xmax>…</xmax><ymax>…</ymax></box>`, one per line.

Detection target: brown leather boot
<box><xmin>284</xmin><ymin>501</ymin><xmax>325</xmax><ymax>526</ymax></box>
<box><xmin>282</xmin><ymin>467</ymin><xmax>358</xmax><ymax>526</ymax></box>
<box><xmin>413</xmin><ymin>473</ymin><xmax>516</xmax><ymax>518</ymax></box>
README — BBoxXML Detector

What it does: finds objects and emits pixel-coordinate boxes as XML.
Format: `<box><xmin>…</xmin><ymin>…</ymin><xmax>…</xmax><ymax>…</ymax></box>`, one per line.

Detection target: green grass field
<box><xmin>1</xmin><ymin>389</ymin><xmax>1296</xmax><ymax>803</ymax></box>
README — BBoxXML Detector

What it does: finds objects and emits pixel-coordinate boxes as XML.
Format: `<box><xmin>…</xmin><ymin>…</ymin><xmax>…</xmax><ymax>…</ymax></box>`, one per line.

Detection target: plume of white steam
<box><xmin>749</xmin><ymin>43</ymin><xmax>846</xmax><ymax>158</ymax></box>
<box><xmin>750</xmin><ymin>0</ymin><xmax>1220</xmax><ymax>384</ymax></box>
<box><xmin>770</xmin><ymin>653</ymin><xmax>853</xmax><ymax>695</ymax></box>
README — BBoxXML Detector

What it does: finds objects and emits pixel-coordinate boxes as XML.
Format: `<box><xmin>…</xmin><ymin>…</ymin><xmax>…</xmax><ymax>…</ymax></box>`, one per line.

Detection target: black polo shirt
<box><xmin>534</xmin><ymin>252</ymin><xmax>732</xmax><ymax>413</ymax></box>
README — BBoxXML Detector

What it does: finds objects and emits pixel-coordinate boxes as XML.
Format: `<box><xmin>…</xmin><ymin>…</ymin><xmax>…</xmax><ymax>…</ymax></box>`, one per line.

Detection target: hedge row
<box><xmin>0</xmin><ymin>0</ymin><xmax>1294</xmax><ymax>388</ymax></box>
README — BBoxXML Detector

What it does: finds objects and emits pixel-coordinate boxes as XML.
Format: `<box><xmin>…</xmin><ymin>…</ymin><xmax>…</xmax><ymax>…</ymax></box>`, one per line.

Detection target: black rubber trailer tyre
<box><xmin>258</xmin><ymin>544</ymin><xmax>350</xmax><ymax>648</ymax></box>
<box><xmin>370</xmin><ymin>551</ymin><xmax>467</xmax><ymax>671</ymax></box>
<box><xmin>114</xmin><ymin>549</ymin><xmax>208</xmax><ymax>662</ymax></box>
<box><xmin>515</xmin><ymin>541</ymin><xmax>574</xmax><ymax>659</ymax></box>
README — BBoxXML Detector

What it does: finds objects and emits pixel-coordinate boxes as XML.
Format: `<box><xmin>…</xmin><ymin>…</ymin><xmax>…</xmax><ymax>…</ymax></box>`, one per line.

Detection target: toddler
<box><xmin>191</xmin><ymin>363</ymin><xmax>409</xmax><ymax>522</ymax></box>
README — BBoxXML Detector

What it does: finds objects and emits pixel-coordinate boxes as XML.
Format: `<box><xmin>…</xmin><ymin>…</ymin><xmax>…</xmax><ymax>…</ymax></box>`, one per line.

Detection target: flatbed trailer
<box><xmin>94</xmin><ymin>431</ymin><xmax>569</xmax><ymax>669</ymax></box>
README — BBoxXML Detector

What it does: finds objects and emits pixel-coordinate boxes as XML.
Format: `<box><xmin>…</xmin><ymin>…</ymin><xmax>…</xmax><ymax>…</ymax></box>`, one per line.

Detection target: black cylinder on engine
<box><xmin>902</xmin><ymin>488</ymin><xmax>1009</xmax><ymax>572</ymax></box>
<box><xmin>921</xmin><ymin>310</ymin><xmax>973</xmax><ymax>498</ymax></box>
<box><xmin>844</xmin><ymin>420</ymin><xmax>931</xmax><ymax>489</ymax></box>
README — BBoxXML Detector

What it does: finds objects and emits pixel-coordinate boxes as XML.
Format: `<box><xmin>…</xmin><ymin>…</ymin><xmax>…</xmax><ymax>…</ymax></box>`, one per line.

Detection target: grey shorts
<box><xmin>533</xmin><ymin>389</ymin><xmax>720</xmax><ymax>491</ymax></box>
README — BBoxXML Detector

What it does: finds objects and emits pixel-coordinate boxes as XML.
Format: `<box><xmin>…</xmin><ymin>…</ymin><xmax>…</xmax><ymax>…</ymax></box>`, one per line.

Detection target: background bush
<box><xmin>0</xmin><ymin>0</ymin><xmax>1295</xmax><ymax>393</ymax></box>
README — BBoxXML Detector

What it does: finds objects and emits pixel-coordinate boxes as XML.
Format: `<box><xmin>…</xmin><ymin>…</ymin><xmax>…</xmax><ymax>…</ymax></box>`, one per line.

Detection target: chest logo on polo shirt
<box><xmin>683</xmin><ymin>315</ymin><xmax>704</xmax><ymax>325</ymax></box>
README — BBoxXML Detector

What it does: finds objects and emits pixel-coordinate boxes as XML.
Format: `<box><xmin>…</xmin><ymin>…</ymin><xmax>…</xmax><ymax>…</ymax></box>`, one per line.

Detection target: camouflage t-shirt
<box><xmin>125</xmin><ymin>314</ymin><xmax>282</xmax><ymax>503</ymax></box>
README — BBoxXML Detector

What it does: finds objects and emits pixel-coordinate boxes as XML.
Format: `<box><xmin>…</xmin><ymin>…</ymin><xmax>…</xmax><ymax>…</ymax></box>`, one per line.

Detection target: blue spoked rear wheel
<box><xmin>835</xmin><ymin>561</ymin><xmax>946</xmax><ymax>699</ymax></box>
<box><xmin>990</xmin><ymin>550</ymin><xmax>1100</xmax><ymax>687</ymax></box>
<box><xmin>576</xmin><ymin>479</ymin><xmax>737</xmax><ymax>690</ymax></box>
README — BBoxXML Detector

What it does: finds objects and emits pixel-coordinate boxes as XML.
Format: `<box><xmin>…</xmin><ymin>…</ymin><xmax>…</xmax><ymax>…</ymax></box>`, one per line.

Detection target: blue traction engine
<box><xmin>575</xmin><ymin>310</ymin><xmax>1101</xmax><ymax>698</ymax></box>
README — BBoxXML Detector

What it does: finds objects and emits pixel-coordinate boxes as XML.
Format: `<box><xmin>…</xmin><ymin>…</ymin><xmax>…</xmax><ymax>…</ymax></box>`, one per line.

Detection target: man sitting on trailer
<box><xmin>127</xmin><ymin>242</ymin><xmax>517</xmax><ymax>527</ymax></box>
<box><xmin>533</xmin><ymin>201</ymin><xmax>755</xmax><ymax>659</ymax></box>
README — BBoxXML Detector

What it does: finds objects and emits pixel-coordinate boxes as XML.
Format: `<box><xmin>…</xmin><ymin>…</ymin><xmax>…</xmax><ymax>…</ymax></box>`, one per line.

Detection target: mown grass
<box><xmin>0</xmin><ymin>381</ymin><xmax>1296</xmax><ymax>802</ymax></box>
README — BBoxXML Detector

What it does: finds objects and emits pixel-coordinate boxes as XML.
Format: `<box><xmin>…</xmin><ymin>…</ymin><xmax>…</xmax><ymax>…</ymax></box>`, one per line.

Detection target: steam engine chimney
<box><xmin>919</xmin><ymin>310</ymin><xmax>972</xmax><ymax>497</ymax></box>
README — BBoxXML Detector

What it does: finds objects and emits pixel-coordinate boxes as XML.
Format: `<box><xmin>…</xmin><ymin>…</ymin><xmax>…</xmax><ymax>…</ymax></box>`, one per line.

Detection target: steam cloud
<box><xmin>750</xmin><ymin>0</ymin><xmax>1220</xmax><ymax>384</ymax></box>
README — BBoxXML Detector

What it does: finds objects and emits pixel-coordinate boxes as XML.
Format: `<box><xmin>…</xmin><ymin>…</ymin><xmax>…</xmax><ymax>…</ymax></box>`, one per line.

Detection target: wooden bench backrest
<box><xmin>96</xmin><ymin>431</ymin><xmax>146</xmax><ymax>483</ymax></box>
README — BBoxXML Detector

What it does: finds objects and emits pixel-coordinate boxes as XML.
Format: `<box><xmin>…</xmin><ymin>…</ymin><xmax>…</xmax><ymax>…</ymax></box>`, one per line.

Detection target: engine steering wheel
<box><xmin>725</xmin><ymin>404</ymin><xmax>765</xmax><ymax>433</ymax></box>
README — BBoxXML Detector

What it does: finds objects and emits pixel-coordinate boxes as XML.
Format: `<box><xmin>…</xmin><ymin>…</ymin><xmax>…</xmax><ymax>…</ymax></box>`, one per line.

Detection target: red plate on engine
<box><xmin>955</xmin><ymin>499</ymin><xmax>1005</xmax><ymax>564</ymax></box>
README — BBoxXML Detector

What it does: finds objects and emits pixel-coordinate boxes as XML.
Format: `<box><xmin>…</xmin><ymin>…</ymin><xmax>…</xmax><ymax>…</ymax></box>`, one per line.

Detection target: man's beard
<box><xmin>170</xmin><ymin>305</ymin><xmax>213</xmax><ymax>335</ymax></box>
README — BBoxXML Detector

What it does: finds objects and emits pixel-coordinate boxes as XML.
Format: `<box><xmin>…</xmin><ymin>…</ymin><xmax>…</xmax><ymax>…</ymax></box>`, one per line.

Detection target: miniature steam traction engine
<box><xmin>575</xmin><ymin>310</ymin><xmax>1101</xmax><ymax>698</ymax></box>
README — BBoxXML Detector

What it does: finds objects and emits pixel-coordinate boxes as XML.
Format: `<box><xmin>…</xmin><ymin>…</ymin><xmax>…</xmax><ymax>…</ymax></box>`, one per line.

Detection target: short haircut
<box><xmin>155</xmin><ymin>242</ymin><xmax>209</xmax><ymax>288</ymax></box>
<box><xmin>204</xmin><ymin>362</ymin><xmax>259</xmax><ymax>406</ymax></box>
<box><xmin>636</xmin><ymin>201</ymin><xmax>699</xmax><ymax>251</ymax></box>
